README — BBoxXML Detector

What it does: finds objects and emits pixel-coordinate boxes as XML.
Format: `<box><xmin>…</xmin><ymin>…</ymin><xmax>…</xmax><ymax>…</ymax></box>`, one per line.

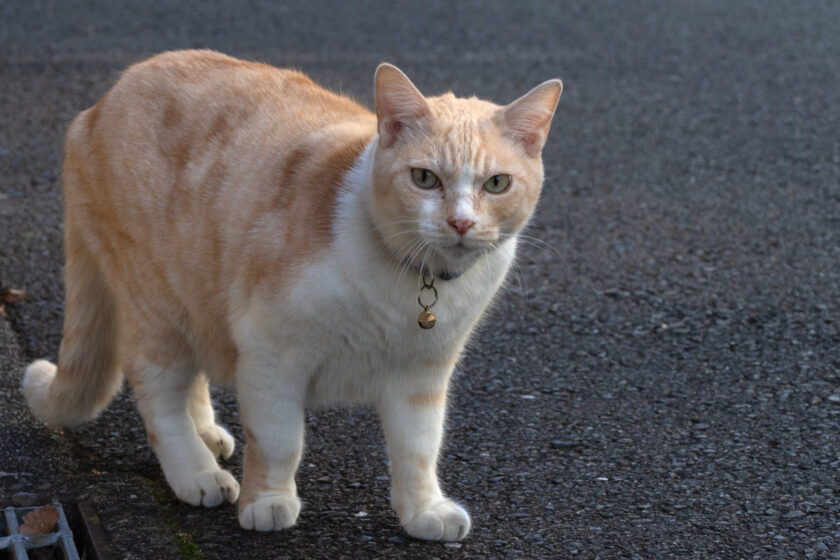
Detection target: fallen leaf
<box><xmin>19</xmin><ymin>505</ymin><xmax>59</xmax><ymax>535</ymax></box>
<box><xmin>0</xmin><ymin>288</ymin><xmax>27</xmax><ymax>303</ymax></box>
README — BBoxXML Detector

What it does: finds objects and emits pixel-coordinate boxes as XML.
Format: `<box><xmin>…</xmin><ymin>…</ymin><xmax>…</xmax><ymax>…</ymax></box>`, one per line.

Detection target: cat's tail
<box><xmin>22</xmin><ymin>219</ymin><xmax>123</xmax><ymax>428</ymax></box>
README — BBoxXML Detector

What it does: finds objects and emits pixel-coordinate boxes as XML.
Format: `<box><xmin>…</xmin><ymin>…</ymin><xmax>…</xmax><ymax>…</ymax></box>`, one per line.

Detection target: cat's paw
<box><xmin>238</xmin><ymin>493</ymin><xmax>301</xmax><ymax>531</ymax></box>
<box><xmin>171</xmin><ymin>468</ymin><xmax>240</xmax><ymax>507</ymax></box>
<box><xmin>198</xmin><ymin>424</ymin><xmax>235</xmax><ymax>460</ymax></box>
<box><xmin>402</xmin><ymin>499</ymin><xmax>471</xmax><ymax>541</ymax></box>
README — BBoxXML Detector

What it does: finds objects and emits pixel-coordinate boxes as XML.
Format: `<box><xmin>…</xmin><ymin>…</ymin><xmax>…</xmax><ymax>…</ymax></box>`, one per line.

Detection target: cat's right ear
<box><xmin>374</xmin><ymin>63</ymin><xmax>430</xmax><ymax>148</ymax></box>
<box><xmin>498</xmin><ymin>79</ymin><xmax>563</xmax><ymax>158</ymax></box>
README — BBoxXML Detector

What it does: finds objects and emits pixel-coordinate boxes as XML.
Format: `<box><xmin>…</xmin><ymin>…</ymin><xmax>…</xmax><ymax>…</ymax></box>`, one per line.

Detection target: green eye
<box><xmin>411</xmin><ymin>168</ymin><xmax>440</xmax><ymax>189</ymax></box>
<box><xmin>483</xmin><ymin>174</ymin><xmax>511</xmax><ymax>194</ymax></box>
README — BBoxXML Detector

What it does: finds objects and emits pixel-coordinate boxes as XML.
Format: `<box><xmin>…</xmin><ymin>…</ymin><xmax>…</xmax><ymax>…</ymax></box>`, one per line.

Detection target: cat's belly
<box><xmin>295</xmin><ymin>305</ymin><xmax>448</xmax><ymax>407</ymax></box>
<box><xmin>304</xmin><ymin>353</ymin><xmax>399</xmax><ymax>408</ymax></box>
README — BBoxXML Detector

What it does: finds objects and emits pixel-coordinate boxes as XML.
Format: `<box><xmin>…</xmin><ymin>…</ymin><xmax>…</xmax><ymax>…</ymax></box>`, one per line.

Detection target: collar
<box><xmin>400</xmin><ymin>260</ymin><xmax>462</xmax><ymax>281</ymax></box>
<box><xmin>434</xmin><ymin>269</ymin><xmax>462</xmax><ymax>281</ymax></box>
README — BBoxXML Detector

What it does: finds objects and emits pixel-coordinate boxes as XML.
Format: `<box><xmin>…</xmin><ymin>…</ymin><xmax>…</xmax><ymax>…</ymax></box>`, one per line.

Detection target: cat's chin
<box><xmin>420</xmin><ymin>245</ymin><xmax>489</xmax><ymax>280</ymax></box>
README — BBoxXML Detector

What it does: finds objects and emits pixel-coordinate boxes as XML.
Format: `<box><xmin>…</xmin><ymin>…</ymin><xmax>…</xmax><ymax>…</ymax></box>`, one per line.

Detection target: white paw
<box><xmin>198</xmin><ymin>424</ymin><xmax>235</xmax><ymax>460</ymax></box>
<box><xmin>402</xmin><ymin>499</ymin><xmax>471</xmax><ymax>541</ymax></box>
<box><xmin>172</xmin><ymin>469</ymin><xmax>240</xmax><ymax>507</ymax></box>
<box><xmin>238</xmin><ymin>493</ymin><xmax>301</xmax><ymax>531</ymax></box>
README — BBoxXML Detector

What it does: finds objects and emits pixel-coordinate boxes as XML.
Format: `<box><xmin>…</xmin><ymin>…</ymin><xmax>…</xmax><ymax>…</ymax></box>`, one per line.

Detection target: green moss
<box><xmin>173</xmin><ymin>530</ymin><xmax>204</xmax><ymax>560</ymax></box>
<box><xmin>138</xmin><ymin>474</ymin><xmax>205</xmax><ymax>559</ymax></box>
<box><xmin>143</xmin><ymin>478</ymin><xmax>172</xmax><ymax>507</ymax></box>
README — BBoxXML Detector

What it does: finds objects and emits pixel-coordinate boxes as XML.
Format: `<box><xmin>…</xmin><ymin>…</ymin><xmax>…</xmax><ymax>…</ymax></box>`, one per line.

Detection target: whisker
<box><xmin>495</xmin><ymin>239</ymin><xmax>528</xmax><ymax>314</ymax></box>
<box><xmin>499</xmin><ymin>232</ymin><xmax>569</xmax><ymax>268</ymax></box>
<box><xmin>388</xmin><ymin>236</ymin><xmax>423</xmax><ymax>286</ymax></box>
<box><xmin>379</xmin><ymin>228</ymin><xmax>422</xmax><ymax>243</ymax></box>
<box><xmin>482</xmin><ymin>246</ymin><xmax>492</xmax><ymax>283</ymax></box>
<box><xmin>417</xmin><ymin>245</ymin><xmax>433</xmax><ymax>288</ymax></box>
<box><xmin>396</xmin><ymin>239</ymin><xmax>429</xmax><ymax>287</ymax></box>
<box><xmin>512</xmin><ymin>260</ymin><xmax>529</xmax><ymax>314</ymax></box>
<box><xmin>498</xmin><ymin>232</ymin><xmax>561</xmax><ymax>257</ymax></box>
<box><xmin>403</xmin><ymin>241</ymin><xmax>430</xmax><ymax>287</ymax></box>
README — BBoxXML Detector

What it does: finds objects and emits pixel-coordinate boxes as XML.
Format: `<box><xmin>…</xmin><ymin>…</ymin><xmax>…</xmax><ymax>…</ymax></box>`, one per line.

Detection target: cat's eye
<box><xmin>411</xmin><ymin>168</ymin><xmax>440</xmax><ymax>189</ymax></box>
<box><xmin>483</xmin><ymin>174</ymin><xmax>511</xmax><ymax>194</ymax></box>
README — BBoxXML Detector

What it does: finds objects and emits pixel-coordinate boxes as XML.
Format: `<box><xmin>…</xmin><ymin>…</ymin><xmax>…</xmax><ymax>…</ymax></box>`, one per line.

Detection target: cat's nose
<box><xmin>447</xmin><ymin>218</ymin><xmax>475</xmax><ymax>236</ymax></box>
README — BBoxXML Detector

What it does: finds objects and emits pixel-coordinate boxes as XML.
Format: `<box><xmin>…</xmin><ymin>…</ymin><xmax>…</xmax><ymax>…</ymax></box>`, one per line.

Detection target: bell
<box><xmin>418</xmin><ymin>307</ymin><xmax>436</xmax><ymax>329</ymax></box>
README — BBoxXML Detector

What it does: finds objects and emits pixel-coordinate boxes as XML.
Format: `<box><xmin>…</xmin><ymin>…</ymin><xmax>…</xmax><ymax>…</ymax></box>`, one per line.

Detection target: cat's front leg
<box><xmin>236</xmin><ymin>351</ymin><xmax>306</xmax><ymax>531</ymax></box>
<box><xmin>377</xmin><ymin>369</ymin><xmax>471</xmax><ymax>542</ymax></box>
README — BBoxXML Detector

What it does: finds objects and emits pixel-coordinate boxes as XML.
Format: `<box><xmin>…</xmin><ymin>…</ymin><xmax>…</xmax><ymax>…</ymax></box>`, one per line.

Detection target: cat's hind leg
<box><xmin>127</xmin><ymin>354</ymin><xmax>239</xmax><ymax>507</ymax></box>
<box><xmin>188</xmin><ymin>374</ymin><xmax>235</xmax><ymax>460</ymax></box>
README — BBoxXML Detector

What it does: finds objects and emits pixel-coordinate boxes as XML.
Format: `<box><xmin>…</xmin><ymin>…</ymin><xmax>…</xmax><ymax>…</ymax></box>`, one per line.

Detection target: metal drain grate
<box><xmin>0</xmin><ymin>503</ymin><xmax>80</xmax><ymax>560</ymax></box>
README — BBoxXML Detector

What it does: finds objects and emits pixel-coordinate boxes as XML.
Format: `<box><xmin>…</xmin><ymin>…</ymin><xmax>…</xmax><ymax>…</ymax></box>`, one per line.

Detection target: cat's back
<box><xmin>121</xmin><ymin>49</ymin><xmax>371</xmax><ymax>128</ymax></box>
<box><xmin>67</xmin><ymin>49</ymin><xmax>372</xmax><ymax>160</ymax></box>
<box><xmin>63</xmin><ymin>49</ymin><xmax>376</xmax><ymax>252</ymax></box>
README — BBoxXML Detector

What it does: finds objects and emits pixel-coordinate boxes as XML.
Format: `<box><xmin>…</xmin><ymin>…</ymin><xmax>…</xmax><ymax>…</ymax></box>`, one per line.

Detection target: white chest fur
<box><xmin>232</xmin><ymin>141</ymin><xmax>517</xmax><ymax>407</ymax></box>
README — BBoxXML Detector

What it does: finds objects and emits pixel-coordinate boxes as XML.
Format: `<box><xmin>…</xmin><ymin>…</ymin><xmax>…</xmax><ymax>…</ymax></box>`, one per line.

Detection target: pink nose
<box><xmin>447</xmin><ymin>218</ymin><xmax>475</xmax><ymax>236</ymax></box>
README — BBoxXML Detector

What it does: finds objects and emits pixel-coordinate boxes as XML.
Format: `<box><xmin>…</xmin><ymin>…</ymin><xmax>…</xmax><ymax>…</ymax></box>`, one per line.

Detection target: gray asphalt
<box><xmin>1</xmin><ymin>1</ymin><xmax>839</xmax><ymax>558</ymax></box>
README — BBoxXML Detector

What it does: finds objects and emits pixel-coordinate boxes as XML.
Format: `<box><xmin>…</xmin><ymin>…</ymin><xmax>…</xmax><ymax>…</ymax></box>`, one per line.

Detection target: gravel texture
<box><xmin>1</xmin><ymin>1</ymin><xmax>839</xmax><ymax>558</ymax></box>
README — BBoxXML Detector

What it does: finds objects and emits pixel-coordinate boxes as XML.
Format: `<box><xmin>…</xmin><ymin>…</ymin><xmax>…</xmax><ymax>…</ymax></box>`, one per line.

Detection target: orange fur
<box><xmin>408</xmin><ymin>391</ymin><xmax>447</xmax><ymax>408</ymax></box>
<box><xmin>240</xmin><ymin>428</ymin><xmax>271</xmax><ymax>507</ymax></box>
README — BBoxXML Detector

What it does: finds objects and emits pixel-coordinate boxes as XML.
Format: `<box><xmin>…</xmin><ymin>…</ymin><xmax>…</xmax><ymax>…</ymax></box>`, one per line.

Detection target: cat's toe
<box><xmin>238</xmin><ymin>493</ymin><xmax>301</xmax><ymax>531</ymax></box>
<box><xmin>173</xmin><ymin>469</ymin><xmax>240</xmax><ymax>507</ymax></box>
<box><xmin>198</xmin><ymin>424</ymin><xmax>235</xmax><ymax>460</ymax></box>
<box><xmin>403</xmin><ymin>499</ymin><xmax>471</xmax><ymax>541</ymax></box>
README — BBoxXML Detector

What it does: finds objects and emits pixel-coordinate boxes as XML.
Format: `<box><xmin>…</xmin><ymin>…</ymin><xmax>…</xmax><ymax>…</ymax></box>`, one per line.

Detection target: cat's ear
<box><xmin>374</xmin><ymin>63</ymin><xmax>430</xmax><ymax>147</ymax></box>
<box><xmin>498</xmin><ymin>79</ymin><xmax>563</xmax><ymax>157</ymax></box>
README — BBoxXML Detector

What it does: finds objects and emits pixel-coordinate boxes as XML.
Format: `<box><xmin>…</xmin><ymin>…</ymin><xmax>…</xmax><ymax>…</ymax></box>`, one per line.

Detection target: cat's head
<box><xmin>370</xmin><ymin>63</ymin><xmax>562</xmax><ymax>279</ymax></box>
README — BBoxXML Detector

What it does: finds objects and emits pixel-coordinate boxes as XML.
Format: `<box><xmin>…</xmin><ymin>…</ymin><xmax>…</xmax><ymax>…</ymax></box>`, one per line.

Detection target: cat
<box><xmin>22</xmin><ymin>49</ymin><xmax>562</xmax><ymax>542</ymax></box>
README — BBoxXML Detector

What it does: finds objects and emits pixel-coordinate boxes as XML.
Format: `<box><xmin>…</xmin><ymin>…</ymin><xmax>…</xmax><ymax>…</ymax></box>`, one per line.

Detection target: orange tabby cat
<box><xmin>23</xmin><ymin>50</ymin><xmax>561</xmax><ymax>541</ymax></box>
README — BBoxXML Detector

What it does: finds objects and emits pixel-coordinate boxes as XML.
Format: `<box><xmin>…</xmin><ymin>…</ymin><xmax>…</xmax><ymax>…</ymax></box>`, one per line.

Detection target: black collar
<box><xmin>400</xmin><ymin>260</ymin><xmax>462</xmax><ymax>281</ymax></box>
<box><xmin>434</xmin><ymin>269</ymin><xmax>461</xmax><ymax>281</ymax></box>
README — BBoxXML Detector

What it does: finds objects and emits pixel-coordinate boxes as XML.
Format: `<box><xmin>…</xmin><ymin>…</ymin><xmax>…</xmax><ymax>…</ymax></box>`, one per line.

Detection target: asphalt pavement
<box><xmin>1</xmin><ymin>1</ymin><xmax>839</xmax><ymax>558</ymax></box>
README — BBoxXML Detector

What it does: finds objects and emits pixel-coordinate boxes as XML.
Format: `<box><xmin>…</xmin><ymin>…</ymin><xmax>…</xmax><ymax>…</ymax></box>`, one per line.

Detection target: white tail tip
<box><xmin>22</xmin><ymin>359</ymin><xmax>62</xmax><ymax>426</ymax></box>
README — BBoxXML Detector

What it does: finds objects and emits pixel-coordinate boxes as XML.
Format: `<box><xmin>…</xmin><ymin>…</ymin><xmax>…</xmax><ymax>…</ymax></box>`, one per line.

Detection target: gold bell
<box><xmin>417</xmin><ymin>272</ymin><xmax>438</xmax><ymax>329</ymax></box>
<box><xmin>418</xmin><ymin>307</ymin><xmax>436</xmax><ymax>329</ymax></box>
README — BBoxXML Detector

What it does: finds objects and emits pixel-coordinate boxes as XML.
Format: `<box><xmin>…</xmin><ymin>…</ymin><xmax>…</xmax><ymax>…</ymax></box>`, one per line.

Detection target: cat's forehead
<box><xmin>420</xmin><ymin>94</ymin><xmax>512</xmax><ymax>174</ymax></box>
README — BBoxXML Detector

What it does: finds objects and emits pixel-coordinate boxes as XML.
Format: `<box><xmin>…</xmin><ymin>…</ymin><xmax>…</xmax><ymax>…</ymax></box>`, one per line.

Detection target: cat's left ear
<box><xmin>498</xmin><ymin>79</ymin><xmax>563</xmax><ymax>158</ymax></box>
<box><xmin>374</xmin><ymin>63</ymin><xmax>431</xmax><ymax>148</ymax></box>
